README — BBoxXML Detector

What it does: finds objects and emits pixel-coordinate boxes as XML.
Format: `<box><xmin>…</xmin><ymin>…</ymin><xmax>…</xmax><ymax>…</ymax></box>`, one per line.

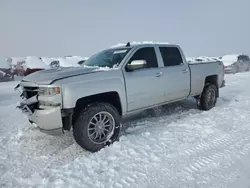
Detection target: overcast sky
<box><xmin>1</xmin><ymin>0</ymin><xmax>249</xmax><ymax>58</ymax></box>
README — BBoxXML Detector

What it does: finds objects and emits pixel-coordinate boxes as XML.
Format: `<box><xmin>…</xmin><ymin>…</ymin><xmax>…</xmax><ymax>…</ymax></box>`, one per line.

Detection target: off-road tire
<box><xmin>73</xmin><ymin>102</ymin><xmax>121</xmax><ymax>152</ymax></box>
<box><xmin>196</xmin><ymin>84</ymin><xmax>218</xmax><ymax>111</ymax></box>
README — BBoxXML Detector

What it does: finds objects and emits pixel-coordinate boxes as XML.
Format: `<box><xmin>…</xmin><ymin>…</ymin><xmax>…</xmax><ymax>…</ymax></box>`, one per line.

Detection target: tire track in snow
<box><xmin>123</xmin><ymin>95</ymin><xmax>232</xmax><ymax>136</ymax></box>
<box><xmin>122</xmin><ymin>104</ymin><xmax>201</xmax><ymax>134</ymax></box>
<box><xmin>178</xmin><ymin>128</ymin><xmax>243</xmax><ymax>157</ymax></box>
<box><xmin>182</xmin><ymin>136</ymin><xmax>250</xmax><ymax>176</ymax></box>
<box><xmin>113</xmin><ymin>96</ymin><xmax>250</xmax><ymax>187</ymax></box>
<box><xmin>142</xmin><ymin>125</ymin><xmax>250</xmax><ymax>187</ymax></box>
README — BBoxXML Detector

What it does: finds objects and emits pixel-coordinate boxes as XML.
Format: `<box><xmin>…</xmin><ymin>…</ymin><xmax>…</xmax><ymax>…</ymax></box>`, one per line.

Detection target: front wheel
<box><xmin>73</xmin><ymin>102</ymin><xmax>121</xmax><ymax>152</ymax></box>
<box><xmin>196</xmin><ymin>84</ymin><xmax>218</xmax><ymax>111</ymax></box>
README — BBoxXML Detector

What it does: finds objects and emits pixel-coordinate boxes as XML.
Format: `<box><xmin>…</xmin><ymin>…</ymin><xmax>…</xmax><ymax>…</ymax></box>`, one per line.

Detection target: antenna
<box><xmin>126</xmin><ymin>42</ymin><xmax>130</xmax><ymax>47</ymax></box>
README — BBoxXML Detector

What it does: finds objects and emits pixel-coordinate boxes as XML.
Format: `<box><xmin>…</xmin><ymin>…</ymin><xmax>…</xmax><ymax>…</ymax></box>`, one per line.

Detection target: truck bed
<box><xmin>188</xmin><ymin>61</ymin><xmax>224</xmax><ymax>97</ymax></box>
<box><xmin>188</xmin><ymin>60</ymin><xmax>222</xmax><ymax>65</ymax></box>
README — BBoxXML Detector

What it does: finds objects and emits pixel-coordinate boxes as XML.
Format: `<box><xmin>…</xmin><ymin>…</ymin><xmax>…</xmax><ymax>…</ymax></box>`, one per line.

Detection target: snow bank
<box><xmin>54</xmin><ymin>57</ymin><xmax>81</xmax><ymax>67</ymax></box>
<box><xmin>6</xmin><ymin>56</ymin><xmax>89</xmax><ymax>71</ymax></box>
<box><xmin>42</xmin><ymin>56</ymin><xmax>89</xmax><ymax>68</ymax></box>
<box><xmin>6</xmin><ymin>57</ymin><xmax>25</xmax><ymax>66</ymax></box>
<box><xmin>63</xmin><ymin>56</ymin><xmax>88</xmax><ymax>67</ymax></box>
<box><xmin>0</xmin><ymin>57</ymin><xmax>10</xmax><ymax>69</ymax></box>
<box><xmin>23</xmin><ymin>56</ymin><xmax>49</xmax><ymax>70</ymax></box>
<box><xmin>40</xmin><ymin>57</ymin><xmax>57</xmax><ymax>66</ymax></box>
<box><xmin>69</xmin><ymin>56</ymin><xmax>89</xmax><ymax>61</ymax></box>
<box><xmin>60</xmin><ymin>56</ymin><xmax>88</xmax><ymax>67</ymax></box>
<box><xmin>186</xmin><ymin>57</ymin><xmax>196</xmax><ymax>63</ymax></box>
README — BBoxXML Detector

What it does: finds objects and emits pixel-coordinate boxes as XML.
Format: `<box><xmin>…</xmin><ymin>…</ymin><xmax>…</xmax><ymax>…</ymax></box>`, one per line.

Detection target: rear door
<box><xmin>123</xmin><ymin>47</ymin><xmax>164</xmax><ymax>112</ymax></box>
<box><xmin>157</xmin><ymin>46</ymin><xmax>191</xmax><ymax>101</ymax></box>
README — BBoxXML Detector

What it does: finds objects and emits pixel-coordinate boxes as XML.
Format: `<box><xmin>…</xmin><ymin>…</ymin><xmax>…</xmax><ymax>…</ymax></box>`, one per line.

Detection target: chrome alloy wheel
<box><xmin>87</xmin><ymin>111</ymin><xmax>115</xmax><ymax>144</ymax></box>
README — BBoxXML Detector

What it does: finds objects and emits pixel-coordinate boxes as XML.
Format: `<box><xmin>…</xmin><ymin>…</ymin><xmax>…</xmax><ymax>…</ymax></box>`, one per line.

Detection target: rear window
<box><xmin>159</xmin><ymin>47</ymin><xmax>183</xmax><ymax>67</ymax></box>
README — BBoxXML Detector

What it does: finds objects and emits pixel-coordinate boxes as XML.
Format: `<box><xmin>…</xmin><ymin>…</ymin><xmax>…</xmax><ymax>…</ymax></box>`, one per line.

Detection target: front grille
<box><xmin>22</xmin><ymin>86</ymin><xmax>39</xmax><ymax>112</ymax></box>
<box><xmin>23</xmin><ymin>86</ymin><xmax>39</xmax><ymax>99</ymax></box>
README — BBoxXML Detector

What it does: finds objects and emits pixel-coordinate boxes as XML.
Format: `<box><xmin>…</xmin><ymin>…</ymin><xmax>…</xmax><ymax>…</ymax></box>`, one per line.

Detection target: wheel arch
<box><xmin>72</xmin><ymin>91</ymin><xmax>122</xmax><ymax>125</ymax></box>
<box><xmin>204</xmin><ymin>75</ymin><xmax>219</xmax><ymax>97</ymax></box>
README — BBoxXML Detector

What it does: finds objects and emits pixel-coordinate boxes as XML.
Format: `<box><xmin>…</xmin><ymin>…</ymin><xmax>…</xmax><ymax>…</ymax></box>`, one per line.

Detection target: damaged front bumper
<box><xmin>16</xmin><ymin>84</ymin><xmax>64</xmax><ymax>135</ymax></box>
<box><xmin>28</xmin><ymin>105</ymin><xmax>63</xmax><ymax>135</ymax></box>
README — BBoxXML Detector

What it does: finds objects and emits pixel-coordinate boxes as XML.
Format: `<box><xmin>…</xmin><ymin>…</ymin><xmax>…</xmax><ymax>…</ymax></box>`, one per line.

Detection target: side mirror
<box><xmin>126</xmin><ymin>60</ymin><xmax>146</xmax><ymax>71</ymax></box>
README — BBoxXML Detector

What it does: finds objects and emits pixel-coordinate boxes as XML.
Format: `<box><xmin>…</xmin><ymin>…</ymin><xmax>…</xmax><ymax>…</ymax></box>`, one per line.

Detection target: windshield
<box><xmin>83</xmin><ymin>47</ymin><xmax>131</xmax><ymax>68</ymax></box>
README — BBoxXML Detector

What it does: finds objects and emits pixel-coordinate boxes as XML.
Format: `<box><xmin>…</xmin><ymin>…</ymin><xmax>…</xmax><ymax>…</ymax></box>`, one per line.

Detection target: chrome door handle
<box><xmin>156</xmin><ymin>72</ymin><xmax>163</xmax><ymax>77</ymax></box>
<box><xmin>182</xmin><ymin>69</ymin><xmax>188</xmax><ymax>73</ymax></box>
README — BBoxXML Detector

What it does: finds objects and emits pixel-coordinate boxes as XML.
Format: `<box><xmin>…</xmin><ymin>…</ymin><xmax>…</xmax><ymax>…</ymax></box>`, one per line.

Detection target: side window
<box><xmin>238</xmin><ymin>55</ymin><xmax>244</xmax><ymax>61</ymax></box>
<box><xmin>128</xmin><ymin>47</ymin><xmax>158</xmax><ymax>69</ymax></box>
<box><xmin>159</xmin><ymin>47</ymin><xmax>183</xmax><ymax>67</ymax></box>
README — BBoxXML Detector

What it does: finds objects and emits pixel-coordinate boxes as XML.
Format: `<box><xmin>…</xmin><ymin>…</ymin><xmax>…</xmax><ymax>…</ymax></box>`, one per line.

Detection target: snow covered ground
<box><xmin>1</xmin><ymin>72</ymin><xmax>250</xmax><ymax>187</ymax></box>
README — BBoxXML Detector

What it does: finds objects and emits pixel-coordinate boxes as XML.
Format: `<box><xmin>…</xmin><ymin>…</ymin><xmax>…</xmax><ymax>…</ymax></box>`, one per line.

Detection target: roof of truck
<box><xmin>110</xmin><ymin>41</ymin><xmax>171</xmax><ymax>48</ymax></box>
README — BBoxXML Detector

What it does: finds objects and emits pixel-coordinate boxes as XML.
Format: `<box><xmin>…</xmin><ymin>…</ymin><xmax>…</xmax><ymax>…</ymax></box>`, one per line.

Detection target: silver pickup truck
<box><xmin>16</xmin><ymin>43</ymin><xmax>225</xmax><ymax>152</ymax></box>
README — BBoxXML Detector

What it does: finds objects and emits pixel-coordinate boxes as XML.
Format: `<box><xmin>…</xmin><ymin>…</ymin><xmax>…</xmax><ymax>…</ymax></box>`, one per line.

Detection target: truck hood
<box><xmin>222</xmin><ymin>60</ymin><xmax>236</xmax><ymax>67</ymax></box>
<box><xmin>21</xmin><ymin>66</ymin><xmax>102</xmax><ymax>85</ymax></box>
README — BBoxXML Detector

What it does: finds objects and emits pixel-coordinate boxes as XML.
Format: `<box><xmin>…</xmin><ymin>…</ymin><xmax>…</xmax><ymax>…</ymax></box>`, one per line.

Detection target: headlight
<box><xmin>38</xmin><ymin>87</ymin><xmax>60</xmax><ymax>96</ymax></box>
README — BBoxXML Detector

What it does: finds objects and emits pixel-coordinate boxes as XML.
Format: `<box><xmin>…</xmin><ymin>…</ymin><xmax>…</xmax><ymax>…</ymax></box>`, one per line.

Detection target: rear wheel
<box><xmin>73</xmin><ymin>102</ymin><xmax>121</xmax><ymax>152</ymax></box>
<box><xmin>196</xmin><ymin>84</ymin><xmax>218</xmax><ymax>111</ymax></box>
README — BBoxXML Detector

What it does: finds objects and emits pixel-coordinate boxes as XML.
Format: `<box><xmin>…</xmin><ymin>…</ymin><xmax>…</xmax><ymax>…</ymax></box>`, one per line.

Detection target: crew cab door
<box><xmin>156</xmin><ymin>46</ymin><xmax>190</xmax><ymax>101</ymax></box>
<box><xmin>123</xmin><ymin>47</ymin><xmax>164</xmax><ymax>112</ymax></box>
